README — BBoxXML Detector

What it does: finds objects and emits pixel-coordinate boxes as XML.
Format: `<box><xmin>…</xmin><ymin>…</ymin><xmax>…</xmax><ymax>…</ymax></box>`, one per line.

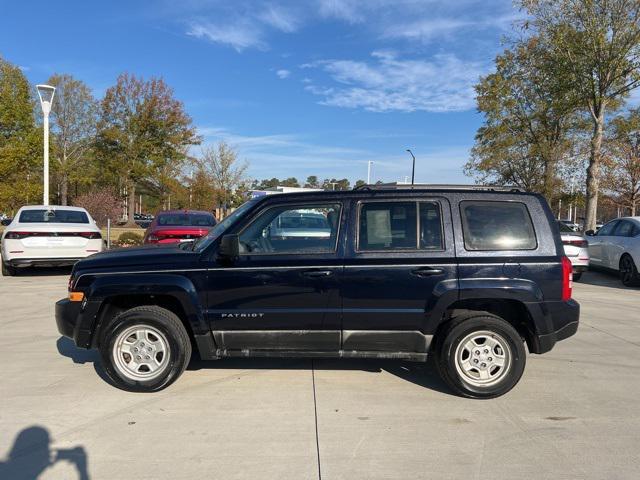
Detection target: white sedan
<box><xmin>586</xmin><ymin>216</ymin><xmax>640</xmax><ymax>286</ymax></box>
<box><xmin>558</xmin><ymin>221</ymin><xmax>589</xmax><ymax>281</ymax></box>
<box><xmin>1</xmin><ymin>205</ymin><xmax>103</xmax><ymax>276</ymax></box>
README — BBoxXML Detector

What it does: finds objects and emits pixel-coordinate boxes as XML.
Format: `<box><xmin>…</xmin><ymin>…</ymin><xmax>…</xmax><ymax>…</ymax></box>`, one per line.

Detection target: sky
<box><xmin>0</xmin><ymin>0</ymin><xmax>522</xmax><ymax>185</ymax></box>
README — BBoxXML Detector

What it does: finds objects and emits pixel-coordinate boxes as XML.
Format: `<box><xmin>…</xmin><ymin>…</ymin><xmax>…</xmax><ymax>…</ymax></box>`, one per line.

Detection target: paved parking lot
<box><xmin>1</xmin><ymin>269</ymin><xmax>639</xmax><ymax>479</ymax></box>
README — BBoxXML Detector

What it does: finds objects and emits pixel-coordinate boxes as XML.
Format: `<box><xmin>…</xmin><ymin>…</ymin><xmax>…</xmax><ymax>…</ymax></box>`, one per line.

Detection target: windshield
<box><xmin>192</xmin><ymin>200</ymin><xmax>258</xmax><ymax>252</ymax></box>
<box><xmin>19</xmin><ymin>209</ymin><xmax>89</xmax><ymax>224</ymax></box>
<box><xmin>158</xmin><ymin>213</ymin><xmax>215</xmax><ymax>227</ymax></box>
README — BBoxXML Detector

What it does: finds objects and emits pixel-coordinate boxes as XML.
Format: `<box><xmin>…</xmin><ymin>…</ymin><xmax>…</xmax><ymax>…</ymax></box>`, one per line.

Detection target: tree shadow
<box><xmin>0</xmin><ymin>425</ymin><xmax>90</xmax><ymax>480</ymax></box>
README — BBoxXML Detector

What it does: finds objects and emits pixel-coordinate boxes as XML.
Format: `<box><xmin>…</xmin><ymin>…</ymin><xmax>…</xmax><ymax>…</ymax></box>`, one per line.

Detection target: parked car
<box><xmin>143</xmin><ymin>210</ymin><xmax>216</xmax><ymax>244</ymax></box>
<box><xmin>559</xmin><ymin>219</ymin><xmax>580</xmax><ymax>232</ymax></box>
<box><xmin>56</xmin><ymin>185</ymin><xmax>579</xmax><ymax>398</ymax></box>
<box><xmin>558</xmin><ymin>221</ymin><xmax>589</xmax><ymax>281</ymax></box>
<box><xmin>586</xmin><ymin>217</ymin><xmax>640</xmax><ymax>286</ymax></box>
<box><xmin>1</xmin><ymin>205</ymin><xmax>103</xmax><ymax>276</ymax></box>
<box><xmin>1</xmin><ymin>218</ymin><xmax>12</xmax><ymax>226</ymax></box>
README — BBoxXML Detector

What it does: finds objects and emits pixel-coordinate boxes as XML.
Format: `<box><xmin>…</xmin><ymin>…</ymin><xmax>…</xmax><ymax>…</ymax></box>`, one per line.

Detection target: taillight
<box><xmin>5</xmin><ymin>231</ymin><xmax>31</xmax><ymax>239</ymax></box>
<box><xmin>561</xmin><ymin>256</ymin><xmax>573</xmax><ymax>301</ymax></box>
<box><xmin>78</xmin><ymin>232</ymin><xmax>102</xmax><ymax>239</ymax></box>
<box><xmin>563</xmin><ymin>239</ymin><xmax>587</xmax><ymax>248</ymax></box>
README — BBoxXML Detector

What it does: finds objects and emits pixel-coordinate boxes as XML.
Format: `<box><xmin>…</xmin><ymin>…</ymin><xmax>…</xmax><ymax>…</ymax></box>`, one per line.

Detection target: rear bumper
<box><xmin>10</xmin><ymin>257</ymin><xmax>82</xmax><ymax>267</ymax></box>
<box><xmin>532</xmin><ymin>299</ymin><xmax>580</xmax><ymax>354</ymax></box>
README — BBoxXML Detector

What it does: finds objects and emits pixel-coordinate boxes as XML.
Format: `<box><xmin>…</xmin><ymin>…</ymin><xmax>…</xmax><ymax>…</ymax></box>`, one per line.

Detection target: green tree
<box><xmin>95</xmin><ymin>73</ymin><xmax>200</xmax><ymax>226</ymax></box>
<box><xmin>322</xmin><ymin>178</ymin><xmax>350</xmax><ymax>190</ymax></box>
<box><xmin>522</xmin><ymin>0</ymin><xmax>640</xmax><ymax>229</ymax></box>
<box><xmin>281</xmin><ymin>177</ymin><xmax>300</xmax><ymax>187</ymax></box>
<box><xmin>256</xmin><ymin>177</ymin><xmax>280</xmax><ymax>189</ymax></box>
<box><xmin>354</xmin><ymin>179</ymin><xmax>367</xmax><ymax>188</ymax></box>
<box><xmin>0</xmin><ymin>57</ymin><xmax>41</xmax><ymax>213</ymax></box>
<box><xmin>466</xmin><ymin>37</ymin><xmax>580</xmax><ymax>198</ymax></box>
<box><xmin>304</xmin><ymin>175</ymin><xmax>320</xmax><ymax>188</ymax></box>
<box><xmin>47</xmin><ymin>73</ymin><xmax>98</xmax><ymax>205</ymax></box>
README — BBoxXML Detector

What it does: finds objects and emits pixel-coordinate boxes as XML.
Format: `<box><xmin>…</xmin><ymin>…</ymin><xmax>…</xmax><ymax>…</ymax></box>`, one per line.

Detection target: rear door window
<box><xmin>357</xmin><ymin>201</ymin><xmax>443</xmax><ymax>251</ymax></box>
<box><xmin>460</xmin><ymin>201</ymin><xmax>537</xmax><ymax>251</ymax></box>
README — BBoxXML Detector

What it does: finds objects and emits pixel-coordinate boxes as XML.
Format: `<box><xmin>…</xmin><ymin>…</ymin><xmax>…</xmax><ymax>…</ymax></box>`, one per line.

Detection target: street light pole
<box><xmin>406</xmin><ymin>149</ymin><xmax>416</xmax><ymax>185</ymax></box>
<box><xmin>367</xmin><ymin>161</ymin><xmax>373</xmax><ymax>184</ymax></box>
<box><xmin>36</xmin><ymin>85</ymin><xmax>56</xmax><ymax>206</ymax></box>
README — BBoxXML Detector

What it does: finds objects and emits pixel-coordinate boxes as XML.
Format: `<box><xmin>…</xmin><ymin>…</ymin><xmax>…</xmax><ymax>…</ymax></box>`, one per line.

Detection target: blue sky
<box><xmin>1</xmin><ymin>0</ymin><xmax>520</xmax><ymax>184</ymax></box>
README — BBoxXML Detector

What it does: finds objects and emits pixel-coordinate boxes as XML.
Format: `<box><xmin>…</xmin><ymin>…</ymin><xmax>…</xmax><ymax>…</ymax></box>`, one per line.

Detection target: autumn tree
<box><xmin>522</xmin><ymin>0</ymin><xmax>640</xmax><ymax>229</ymax></box>
<box><xmin>602</xmin><ymin>108</ymin><xmax>640</xmax><ymax>215</ymax></box>
<box><xmin>195</xmin><ymin>142</ymin><xmax>248</xmax><ymax>215</ymax></box>
<box><xmin>47</xmin><ymin>73</ymin><xmax>98</xmax><ymax>205</ymax></box>
<box><xmin>73</xmin><ymin>187</ymin><xmax>121</xmax><ymax>227</ymax></box>
<box><xmin>0</xmin><ymin>57</ymin><xmax>41</xmax><ymax>213</ymax></box>
<box><xmin>467</xmin><ymin>37</ymin><xmax>580</xmax><ymax>198</ymax></box>
<box><xmin>95</xmin><ymin>73</ymin><xmax>200</xmax><ymax>226</ymax></box>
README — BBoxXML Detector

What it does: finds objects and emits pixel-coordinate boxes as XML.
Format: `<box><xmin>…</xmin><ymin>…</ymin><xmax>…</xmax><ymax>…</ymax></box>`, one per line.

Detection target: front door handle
<box><xmin>302</xmin><ymin>270</ymin><xmax>334</xmax><ymax>278</ymax></box>
<box><xmin>411</xmin><ymin>267</ymin><xmax>445</xmax><ymax>277</ymax></box>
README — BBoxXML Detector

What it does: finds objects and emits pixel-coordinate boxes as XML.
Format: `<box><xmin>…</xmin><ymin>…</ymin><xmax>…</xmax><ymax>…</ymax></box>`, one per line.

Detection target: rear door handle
<box><xmin>302</xmin><ymin>270</ymin><xmax>334</xmax><ymax>278</ymax></box>
<box><xmin>411</xmin><ymin>267</ymin><xmax>445</xmax><ymax>277</ymax></box>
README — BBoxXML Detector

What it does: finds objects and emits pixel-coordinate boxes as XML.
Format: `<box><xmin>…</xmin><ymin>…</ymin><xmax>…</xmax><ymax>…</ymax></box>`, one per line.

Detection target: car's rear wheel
<box><xmin>619</xmin><ymin>254</ymin><xmax>640</xmax><ymax>287</ymax></box>
<box><xmin>99</xmin><ymin>305</ymin><xmax>192</xmax><ymax>392</ymax></box>
<box><xmin>435</xmin><ymin>312</ymin><xmax>526</xmax><ymax>399</ymax></box>
<box><xmin>1</xmin><ymin>261</ymin><xmax>16</xmax><ymax>276</ymax></box>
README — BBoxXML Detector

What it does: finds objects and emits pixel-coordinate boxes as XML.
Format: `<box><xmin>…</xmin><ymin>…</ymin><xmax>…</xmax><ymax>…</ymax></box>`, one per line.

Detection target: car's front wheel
<box><xmin>1</xmin><ymin>261</ymin><xmax>16</xmax><ymax>276</ymax></box>
<box><xmin>99</xmin><ymin>305</ymin><xmax>192</xmax><ymax>392</ymax></box>
<box><xmin>435</xmin><ymin>312</ymin><xmax>526</xmax><ymax>399</ymax></box>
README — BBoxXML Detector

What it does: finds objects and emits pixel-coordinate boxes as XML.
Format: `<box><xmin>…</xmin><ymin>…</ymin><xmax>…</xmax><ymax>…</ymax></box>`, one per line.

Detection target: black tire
<box><xmin>1</xmin><ymin>261</ymin><xmax>16</xmax><ymax>276</ymax></box>
<box><xmin>619</xmin><ymin>254</ymin><xmax>640</xmax><ymax>287</ymax></box>
<box><xmin>573</xmin><ymin>272</ymin><xmax>582</xmax><ymax>282</ymax></box>
<box><xmin>99</xmin><ymin>305</ymin><xmax>192</xmax><ymax>392</ymax></box>
<box><xmin>434</xmin><ymin>312</ymin><xmax>526</xmax><ymax>399</ymax></box>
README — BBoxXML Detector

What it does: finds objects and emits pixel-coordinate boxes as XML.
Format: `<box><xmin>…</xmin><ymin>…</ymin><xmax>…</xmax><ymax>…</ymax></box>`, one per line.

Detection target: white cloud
<box><xmin>304</xmin><ymin>51</ymin><xmax>486</xmax><ymax>112</ymax></box>
<box><xmin>259</xmin><ymin>4</ymin><xmax>300</xmax><ymax>32</ymax></box>
<box><xmin>187</xmin><ymin>21</ymin><xmax>266</xmax><ymax>52</ymax></box>
<box><xmin>276</xmin><ymin>69</ymin><xmax>291</xmax><ymax>79</ymax></box>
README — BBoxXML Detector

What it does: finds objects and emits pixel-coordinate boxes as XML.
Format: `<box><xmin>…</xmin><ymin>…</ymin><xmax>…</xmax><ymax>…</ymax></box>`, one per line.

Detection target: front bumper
<box><xmin>56</xmin><ymin>298</ymin><xmax>98</xmax><ymax>348</ymax></box>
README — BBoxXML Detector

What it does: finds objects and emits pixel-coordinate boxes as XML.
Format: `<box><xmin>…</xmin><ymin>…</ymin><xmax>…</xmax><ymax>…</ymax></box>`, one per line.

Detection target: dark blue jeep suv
<box><xmin>56</xmin><ymin>185</ymin><xmax>579</xmax><ymax>398</ymax></box>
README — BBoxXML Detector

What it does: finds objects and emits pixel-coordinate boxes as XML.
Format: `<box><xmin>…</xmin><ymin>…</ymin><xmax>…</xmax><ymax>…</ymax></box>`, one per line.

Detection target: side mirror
<box><xmin>585</xmin><ymin>230</ymin><xmax>595</xmax><ymax>236</ymax></box>
<box><xmin>218</xmin><ymin>234</ymin><xmax>240</xmax><ymax>260</ymax></box>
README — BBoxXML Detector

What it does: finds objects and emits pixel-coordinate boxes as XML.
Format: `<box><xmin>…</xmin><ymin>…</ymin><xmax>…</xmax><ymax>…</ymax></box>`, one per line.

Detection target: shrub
<box><xmin>116</xmin><ymin>231</ymin><xmax>143</xmax><ymax>248</ymax></box>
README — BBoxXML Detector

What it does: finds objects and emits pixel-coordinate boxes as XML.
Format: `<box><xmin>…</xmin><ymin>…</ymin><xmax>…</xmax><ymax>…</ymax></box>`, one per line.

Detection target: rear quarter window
<box><xmin>460</xmin><ymin>201</ymin><xmax>537</xmax><ymax>251</ymax></box>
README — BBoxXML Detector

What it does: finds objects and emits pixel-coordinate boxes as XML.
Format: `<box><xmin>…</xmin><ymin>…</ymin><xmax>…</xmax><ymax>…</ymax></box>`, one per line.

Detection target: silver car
<box><xmin>558</xmin><ymin>221</ymin><xmax>589</xmax><ymax>281</ymax></box>
<box><xmin>586</xmin><ymin>217</ymin><xmax>640</xmax><ymax>286</ymax></box>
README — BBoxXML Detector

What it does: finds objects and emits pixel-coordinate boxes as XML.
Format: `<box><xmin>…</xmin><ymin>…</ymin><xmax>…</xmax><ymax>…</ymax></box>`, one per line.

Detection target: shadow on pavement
<box><xmin>189</xmin><ymin>356</ymin><xmax>455</xmax><ymax>396</ymax></box>
<box><xmin>56</xmin><ymin>336</ymin><xmax>454</xmax><ymax>395</ymax></box>
<box><xmin>577</xmin><ymin>270</ymin><xmax>639</xmax><ymax>291</ymax></box>
<box><xmin>0</xmin><ymin>425</ymin><xmax>90</xmax><ymax>480</ymax></box>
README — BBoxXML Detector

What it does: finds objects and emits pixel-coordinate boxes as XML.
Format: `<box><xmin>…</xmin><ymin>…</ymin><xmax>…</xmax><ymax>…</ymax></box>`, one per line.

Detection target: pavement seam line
<box><xmin>311</xmin><ymin>359</ymin><xmax>322</xmax><ymax>480</ymax></box>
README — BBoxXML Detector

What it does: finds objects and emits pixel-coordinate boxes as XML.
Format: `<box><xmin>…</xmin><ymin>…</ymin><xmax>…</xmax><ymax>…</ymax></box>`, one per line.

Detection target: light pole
<box><xmin>36</xmin><ymin>84</ymin><xmax>56</xmax><ymax>206</ymax></box>
<box><xmin>406</xmin><ymin>149</ymin><xmax>416</xmax><ymax>185</ymax></box>
<box><xmin>367</xmin><ymin>161</ymin><xmax>373</xmax><ymax>184</ymax></box>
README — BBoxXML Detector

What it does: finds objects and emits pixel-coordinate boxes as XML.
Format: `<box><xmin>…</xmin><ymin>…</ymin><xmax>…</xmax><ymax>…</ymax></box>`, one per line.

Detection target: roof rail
<box><xmin>353</xmin><ymin>183</ymin><xmax>524</xmax><ymax>192</ymax></box>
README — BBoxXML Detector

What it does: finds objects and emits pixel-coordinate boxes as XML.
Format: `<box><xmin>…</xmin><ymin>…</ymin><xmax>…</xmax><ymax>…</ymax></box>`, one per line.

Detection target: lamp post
<box><xmin>367</xmin><ymin>161</ymin><xmax>373</xmax><ymax>184</ymax></box>
<box><xmin>406</xmin><ymin>149</ymin><xmax>416</xmax><ymax>185</ymax></box>
<box><xmin>36</xmin><ymin>84</ymin><xmax>56</xmax><ymax>206</ymax></box>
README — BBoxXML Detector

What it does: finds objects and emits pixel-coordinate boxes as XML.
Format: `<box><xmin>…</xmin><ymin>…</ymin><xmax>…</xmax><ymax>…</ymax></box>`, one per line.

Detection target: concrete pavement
<box><xmin>0</xmin><ymin>269</ymin><xmax>638</xmax><ymax>479</ymax></box>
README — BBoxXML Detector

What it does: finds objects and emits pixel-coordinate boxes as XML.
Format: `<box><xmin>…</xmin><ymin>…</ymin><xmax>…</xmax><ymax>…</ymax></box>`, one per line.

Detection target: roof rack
<box><xmin>353</xmin><ymin>183</ymin><xmax>524</xmax><ymax>192</ymax></box>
